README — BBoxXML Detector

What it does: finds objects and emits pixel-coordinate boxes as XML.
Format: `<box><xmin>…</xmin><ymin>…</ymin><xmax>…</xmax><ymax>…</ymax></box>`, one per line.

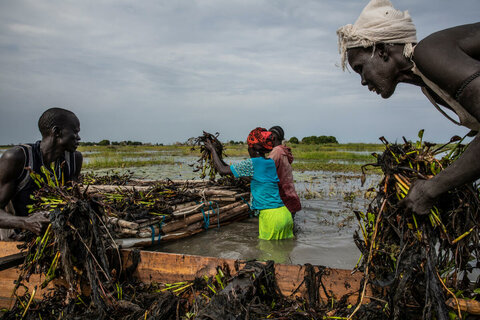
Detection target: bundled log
<box><xmin>116</xmin><ymin>202</ymin><xmax>249</xmax><ymax>240</ymax></box>
<box><xmin>93</xmin><ymin>180</ymin><xmax>251</xmax><ymax>244</ymax></box>
<box><xmin>30</xmin><ymin>177</ymin><xmax>252</xmax><ymax>248</ymax></box>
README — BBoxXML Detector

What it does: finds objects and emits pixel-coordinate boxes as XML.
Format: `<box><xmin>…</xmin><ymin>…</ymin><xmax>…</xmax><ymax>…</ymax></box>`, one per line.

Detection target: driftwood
<box><xmin>130</xmin><ymin>179</ymin><xmax>209</xmax><ymax>186</ymax></box>
<box><xmin>107</xmin><ymin>217</ymin><xmax>140</xmax><ymax>229</ymax></box>
<box><xmin>85</xmin><ymin>184</ymin><xmax>241</xmax><ymax>198</ymax></box>
<box><xmin>172</xmin><ymin>201</ymin><xmax>199</xmax><ymax>211</ymax></box>
<box><xmin>172</xmin><ymin>200</ymin><xmax>245</xmax><ymax>218</ymax></box>
<box><xmin>446</xmin><ymin>298</ymin><xmax>480</xmax><ymax>315</ymax></box>
<box><xmin>172</xmin><ymin>203</ymin><xmax>209</xmax><ymax>217</ymax></box>
<box><xmin>83</xmin><ymin>185</ymin><xmax>151</xmax><ymax>193</ymax></box>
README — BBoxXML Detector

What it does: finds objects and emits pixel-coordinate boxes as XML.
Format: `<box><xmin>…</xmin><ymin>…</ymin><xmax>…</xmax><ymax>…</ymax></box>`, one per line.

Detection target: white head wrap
<box><xmin>337</xmin><ymin>0</ymin><xmax>417</xmax><ymax>70</ymax></box>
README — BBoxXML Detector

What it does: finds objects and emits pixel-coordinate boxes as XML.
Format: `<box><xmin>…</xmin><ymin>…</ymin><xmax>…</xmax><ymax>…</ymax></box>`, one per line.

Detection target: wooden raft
<box><xmin>85</xmin><ymin>181</ymin><xmax>252</xmax><ymax>248</ymax></box>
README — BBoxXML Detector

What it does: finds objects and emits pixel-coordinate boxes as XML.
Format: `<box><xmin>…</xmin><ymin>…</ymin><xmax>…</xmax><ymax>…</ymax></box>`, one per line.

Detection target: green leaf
<box><xmin>416</xmin><ymin>129</ymin><xmax>425</xmax><ymax>149</ymax></box>
<box><xmin>367</xmin><ymin>212</ymin><xmax>375</xmax><ymax>227</ymax></box>
<box><xmin>418</xmin><ymin>129</ymin><xmax>424</xmax><ymax>140</ymax></box>
<box><xmin>448</xmin><ymin>310</ymin><xmax>458</xmax><ymax>320</ymax></box>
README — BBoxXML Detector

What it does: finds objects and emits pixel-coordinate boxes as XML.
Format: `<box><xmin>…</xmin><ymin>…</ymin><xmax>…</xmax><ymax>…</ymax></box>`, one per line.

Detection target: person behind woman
<box><xmin>204</xmin><ymin>127</ymin><xmax>293</xmax><ymax>240</ymax></box>
<box><xmin>268</xmin><ymin>126</ymin><xmax>301</xmax><ymax>218</ymax></box>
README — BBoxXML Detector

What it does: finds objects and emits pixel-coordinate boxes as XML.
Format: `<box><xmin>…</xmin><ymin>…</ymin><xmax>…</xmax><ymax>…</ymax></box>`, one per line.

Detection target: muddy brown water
<box><xmin>154</xmin><ymin>197</ymin><xmax>365</xmax><ymax>269</ymax></box>
<box><xmin>95</xmin><ymin>164</ymin><xmax>379</xmax><ymax>270</ymax></box>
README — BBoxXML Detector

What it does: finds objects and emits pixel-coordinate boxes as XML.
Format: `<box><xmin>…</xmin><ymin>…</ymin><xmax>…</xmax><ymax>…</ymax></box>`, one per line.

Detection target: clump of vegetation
<box><xmin>351</xmin><ymin>131</ymin><xmax>480</xmax><ymax>319</ymax></box>
<box><xmin>190</xmin><ymin>131</ymin><xmax>226</xmax><ymax>180</ymax></box>
<box><xmin>81</xmin><ymin>170</ymin><xmax>135</xmax><ymax>185</ymax></box>
<box><xmin>5</xmin><ymin>171</ymin><xmax>124</xmax><ymax>319</ymax></box>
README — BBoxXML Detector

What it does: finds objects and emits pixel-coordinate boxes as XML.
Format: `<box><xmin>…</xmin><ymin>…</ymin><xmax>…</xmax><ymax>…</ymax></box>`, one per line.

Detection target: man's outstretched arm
<box><xmin>404</xmin><ymin>24</ymin><xmax>480</xmax><ymax>215</ymax></box>
<box><xmin>0</xmin><ymin>148</ymin><xmax>49</xmax><ymax>234</ymax></box>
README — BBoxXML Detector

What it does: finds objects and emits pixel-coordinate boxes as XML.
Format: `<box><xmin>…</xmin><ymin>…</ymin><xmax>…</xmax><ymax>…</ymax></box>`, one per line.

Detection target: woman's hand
<box><xmin>204</xmin><ymin>139</ymin><xmax>215</xmax><ymax>152</ymax></box>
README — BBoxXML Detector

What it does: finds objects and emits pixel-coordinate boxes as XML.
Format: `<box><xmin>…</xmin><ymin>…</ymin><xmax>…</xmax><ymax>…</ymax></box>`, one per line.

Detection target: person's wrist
<box><xmin>18</xmin><ymin>216</ymin><xmax>28</xmax><ymax>229</ymax></box>
<box><xmin>421</xmin><ymin>179</ymin><xmax>437</xmax><ymax>201</ymax></box>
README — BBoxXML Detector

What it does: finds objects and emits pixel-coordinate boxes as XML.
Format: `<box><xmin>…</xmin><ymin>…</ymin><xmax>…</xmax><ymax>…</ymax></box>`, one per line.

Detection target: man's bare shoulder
<box><xmin>414</xmin><ymin>23</ymin><xmax>480</xmax><ymax>94</ymax></box>
<box><xmin>416</xmin><ymin>23</ymin><xmax>480</xmax><ymax>58</ymax></box>
<box><xmin>0</xmin><ymin>147</ymin><xmax>26</xmax><ymax>165</ymax></box>
<box><xmin>0</xmin><ymin>147</ymin><xmax>27</xmax><ymax>182</ymax></box>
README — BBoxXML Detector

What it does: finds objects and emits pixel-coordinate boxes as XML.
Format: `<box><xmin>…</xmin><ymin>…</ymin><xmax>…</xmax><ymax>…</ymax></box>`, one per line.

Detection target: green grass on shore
<box><xmin>78</xmin><ymin>143</ymin><xmax>384</xmax><ymax>172</ymax></box>
<box><xmin>82</xmin><ymin>158</ymin><xmax>177</xmax><ymax>170</ymax></box>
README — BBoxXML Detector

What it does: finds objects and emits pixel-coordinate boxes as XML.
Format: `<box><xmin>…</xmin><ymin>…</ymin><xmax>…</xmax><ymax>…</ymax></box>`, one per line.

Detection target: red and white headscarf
<box><xmin>247</xmin><ymin>127</ymin><xmax>274</xmax><ymax>151</ymax></box>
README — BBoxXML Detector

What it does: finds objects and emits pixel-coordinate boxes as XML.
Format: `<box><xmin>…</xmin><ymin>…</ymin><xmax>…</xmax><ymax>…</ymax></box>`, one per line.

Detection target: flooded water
<box><xmin>105</xmin><ymin>164</ymin><xmax>379</xmax><ymax>270</ymax></box>
<box><xmin>1</xmin><ymin>146</ymin><xmax>380</xmax><ymax>270</ymax></box>
<box><xmin>156</xmin><ymin>197</ymin><xmax>365</xmax><ymax>269</ymax></box>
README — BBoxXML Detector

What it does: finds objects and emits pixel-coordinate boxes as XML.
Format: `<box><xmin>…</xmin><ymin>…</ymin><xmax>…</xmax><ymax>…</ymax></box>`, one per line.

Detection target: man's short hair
<box><xmin>38</xmin><ymin>108</ymin><xmax>77</xmax><ymax>137</ymax></box>
<box><xmin>269</xmin><ymin>126</ymin><xmax>285</xmax><ymax>141</ymax></box>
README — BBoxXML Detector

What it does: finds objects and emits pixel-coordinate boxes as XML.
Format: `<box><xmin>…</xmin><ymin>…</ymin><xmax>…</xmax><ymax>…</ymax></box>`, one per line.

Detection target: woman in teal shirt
<box><xmin>204</xmin><ymin>127</ymin><xmax>293</xmax><ymax>240</ymax></box>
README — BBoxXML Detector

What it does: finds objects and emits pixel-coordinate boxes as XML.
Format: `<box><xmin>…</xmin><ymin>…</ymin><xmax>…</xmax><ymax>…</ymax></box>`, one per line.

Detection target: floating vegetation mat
<box><xmin>20</xmin><ymin>169</ymin><xmax>252</xmax><ymax>249</ymax></box>
<box><xmin>351</xmin><ymin>132</ymin><xmax>480</xmax><ymax>320</ymax></box>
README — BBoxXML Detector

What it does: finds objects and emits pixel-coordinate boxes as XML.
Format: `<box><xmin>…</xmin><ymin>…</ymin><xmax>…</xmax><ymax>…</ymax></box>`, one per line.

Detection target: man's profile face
<box><xmin>347</xmin><ymin>47</ymin><xmax>399</xmax><ymax>99</ymax></box>
<box><xmin>57</xmin><ymin>115</ymin><xmax>81</xmax><ymax>153</ymax></box>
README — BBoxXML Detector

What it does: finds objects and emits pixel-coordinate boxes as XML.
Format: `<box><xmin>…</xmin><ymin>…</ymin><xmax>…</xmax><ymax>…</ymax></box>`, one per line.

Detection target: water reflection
<box><xmin>257</xmin><ymin>238</ymin><xmax>296</xmax><ymax>264</ymax></box>
<box><xmin>156</xmin><ymin>196</ymin><xmax>366</xmax><ymax>269</ymax></box>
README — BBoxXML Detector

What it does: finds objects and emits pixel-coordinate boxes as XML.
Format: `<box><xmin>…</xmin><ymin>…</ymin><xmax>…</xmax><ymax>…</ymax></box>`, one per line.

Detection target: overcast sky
<box><xmin>0</xmin><ymin>0</ymin><xmax>479</xmax><ymax>145</ymax></box>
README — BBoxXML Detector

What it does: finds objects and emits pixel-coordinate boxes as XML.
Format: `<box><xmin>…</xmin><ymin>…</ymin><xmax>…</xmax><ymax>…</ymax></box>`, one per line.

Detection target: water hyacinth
<box><xmin>351</xmin><ymin>131</ymin><xmax>480</xmax><ymax>320</ymax></box>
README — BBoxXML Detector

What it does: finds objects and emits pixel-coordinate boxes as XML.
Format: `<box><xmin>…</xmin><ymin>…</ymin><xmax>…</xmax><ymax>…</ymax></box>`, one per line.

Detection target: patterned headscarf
<box><xmin>247</xmin><ymin>127</ymin><xmax>274</xmax><ymax>151</ymax></box>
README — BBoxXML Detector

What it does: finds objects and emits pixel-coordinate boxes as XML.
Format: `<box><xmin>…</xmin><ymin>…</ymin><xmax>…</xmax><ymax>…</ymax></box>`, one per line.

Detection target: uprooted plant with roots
<box><xmin>190</xmin><ymin>131</ymin><xmax>227</xmax><ymax>180</ymax></box>
<box><xmin>350</xmin><ymin>130</ymin><xmax>480</xmax><ymax>320</ymax></box>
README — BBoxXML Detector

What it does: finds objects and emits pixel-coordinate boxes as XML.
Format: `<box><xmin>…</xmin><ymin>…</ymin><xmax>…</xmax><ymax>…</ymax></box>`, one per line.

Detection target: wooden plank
<box><xmin>0</xmin><ymin>253</ymin><xmax>25</xmax><ymax>271</ymax></box>
<box><xmin>0</xmin><ymin>241</ymin><xmax>23</xmax><ymax>257</ymax></box>
<box><xmin>121</xmin><ymin>250</ymin><xmax>368</xmax><ymax>303</ymax></box>
<box><xmin>0</xmin><ymin>266</ymin><xmax>56</xmax><ymax>309</ymax></box>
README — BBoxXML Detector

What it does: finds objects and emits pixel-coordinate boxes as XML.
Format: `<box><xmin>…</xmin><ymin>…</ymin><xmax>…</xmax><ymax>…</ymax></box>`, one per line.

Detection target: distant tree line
<box><xmin>77</xmin><ymin>135</ymin><xmax>338</xmax><ymax>147</ymax></box>
<box><xmin>228</xmin><ymin>140</ymin><xmax>245</xmax><ymax>145</ymax></box>
<box><xmin>288</xmin><ymin>135</ymin><xmax>338</xmax><ymax>144</ymax></box>
<box><xmin>79</xmin><ymin>140</ymin><xmax>156</xmax><ymax>146</ymax></box>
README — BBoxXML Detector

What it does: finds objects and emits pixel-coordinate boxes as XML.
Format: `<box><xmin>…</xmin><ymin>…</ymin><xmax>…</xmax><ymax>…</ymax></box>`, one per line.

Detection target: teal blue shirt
<box><xmin>230</xmin><ymin>157</ymin><xmax>284</xmax><ymax>210</ymax></box>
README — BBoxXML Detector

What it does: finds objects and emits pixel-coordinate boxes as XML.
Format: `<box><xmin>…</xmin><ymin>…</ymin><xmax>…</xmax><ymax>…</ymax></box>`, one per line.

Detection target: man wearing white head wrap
<box><xmin>337</xmin><ymin>0</ymin><xmax>417</xmax><ymax>71</ymax></box>
<box><xmin>337</xmin><ymin>0</ymin><xmax>480</xmax><ymax>217</ymax></box>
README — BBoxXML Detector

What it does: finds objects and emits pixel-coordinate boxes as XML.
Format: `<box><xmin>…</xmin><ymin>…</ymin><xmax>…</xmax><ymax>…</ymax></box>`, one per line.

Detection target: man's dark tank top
<box><xmin>11</xmin><ymin>141</ymin><xmax>77</xmax><ymax>217</ymax></box>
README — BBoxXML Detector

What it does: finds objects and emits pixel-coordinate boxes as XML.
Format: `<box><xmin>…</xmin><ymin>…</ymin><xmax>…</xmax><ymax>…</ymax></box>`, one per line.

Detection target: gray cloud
<box><xmin>1</xmin><ymin>0</ymin><xmax>478</xmax><ymax>145</ymax></box>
